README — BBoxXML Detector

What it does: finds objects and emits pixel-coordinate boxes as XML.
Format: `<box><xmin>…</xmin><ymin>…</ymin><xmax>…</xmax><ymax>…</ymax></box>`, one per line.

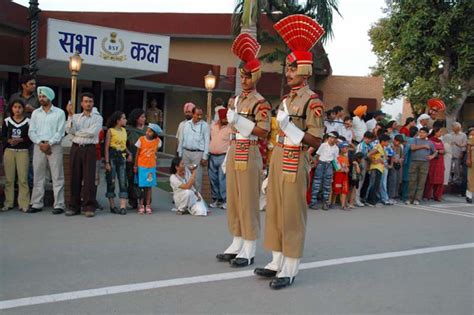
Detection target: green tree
<box><xmin>369</xmin><ymin>0</ymin><xmax>474</xmax><ymax>124</ymax></box>
<box><xmin>232</xmin><ymin>0</ymin><xmax>341</xmax><ymax>97</ymax></box>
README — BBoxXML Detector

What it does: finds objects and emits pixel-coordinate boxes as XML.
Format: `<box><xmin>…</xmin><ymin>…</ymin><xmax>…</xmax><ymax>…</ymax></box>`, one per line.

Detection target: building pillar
<box><xmin>114</xmin><ymin>78</ymin><xmax>125</xmax><ymax>111</ymax></box>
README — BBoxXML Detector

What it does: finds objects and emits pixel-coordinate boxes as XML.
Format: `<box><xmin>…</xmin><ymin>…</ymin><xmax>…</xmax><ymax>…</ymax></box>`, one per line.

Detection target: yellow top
<box><xmin>109</xmin><ymin>127</ymin><xmax>127</xmax><ymax>151</ymax></box>
<box><xmin>369</xmin><ymin>143</ymin><xmax>385</xmax><ymax>173</ymax></box>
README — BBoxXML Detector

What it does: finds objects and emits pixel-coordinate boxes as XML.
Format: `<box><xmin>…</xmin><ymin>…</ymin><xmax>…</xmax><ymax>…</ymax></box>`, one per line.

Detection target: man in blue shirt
<box><xmin>178</xmin><ymin>107</ymin><xmax>210</xmax><ymax>192</ymax></box>
<box><xmin>28</xmin><ymin>86</ymin><xmax>66</xmax><ymax>214</ymax></box>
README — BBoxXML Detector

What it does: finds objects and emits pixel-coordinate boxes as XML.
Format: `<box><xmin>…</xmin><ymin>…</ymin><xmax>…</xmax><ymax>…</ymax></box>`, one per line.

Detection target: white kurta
<box><xmin>441</xmin><ymin>134</ymin><xmax>453</xmax><ymax>185</ymax></box>
<box><xmin>170</xmin><ymin>170</ymin><xmax>208</xmax><ymax>216</ymax></box>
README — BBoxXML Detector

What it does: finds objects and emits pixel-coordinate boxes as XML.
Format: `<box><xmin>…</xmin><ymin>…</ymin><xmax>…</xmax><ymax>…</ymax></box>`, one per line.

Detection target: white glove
<box><xmin>276</xmin><ymin>110</ymin><xmax>289</xmax><ymax>130</ymax></box>
<box><xmin>234</xmin><ymin>116</ymin><xmax>255</xmax><ymax>137</ymax></box>
<box><xmin>226</xmin><ymin>109</ymin><xmax>238</xmax><ymax>125</ymax></box>
<box><xmin>261</xmin><ymin>177</ymin><xmax>269</xmax><ymax>194</ymax></box>
<box><xmin>281</xmin><ymin>121</ymin><xmax>305</xmax><ymax>145</ymax></box>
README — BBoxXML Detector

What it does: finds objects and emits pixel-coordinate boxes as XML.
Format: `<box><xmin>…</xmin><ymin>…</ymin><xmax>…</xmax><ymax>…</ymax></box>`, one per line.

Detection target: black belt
<box><xmin>184</xmin><ymin>148</ymin><xmax>203</xmax><ymax>152</ymax></box>
<box><xmin>210</xmin><ymin>153</ymin><xmax>226</xmax><ymax>156</ymax></box>
<box><xmin>72</xmin><ymin>143</ymin><xmax>95</xmax><ymax>147</ymax></box>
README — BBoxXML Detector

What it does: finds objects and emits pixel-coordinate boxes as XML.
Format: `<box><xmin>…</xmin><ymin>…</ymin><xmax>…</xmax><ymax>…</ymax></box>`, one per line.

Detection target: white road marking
<box><xmin>402</xmin><ymin>204</ymin><xmax>474</xmax><ymax>218</ymax></box>
<box><xmin>431</xmin><ymin>203</ymin><xmax>474</xmax><ymax>209</ymax></box>
<box><xmin>1</xmin><ymin>243</ymin><xmax>473</xmax><ymax>310</ymax></box>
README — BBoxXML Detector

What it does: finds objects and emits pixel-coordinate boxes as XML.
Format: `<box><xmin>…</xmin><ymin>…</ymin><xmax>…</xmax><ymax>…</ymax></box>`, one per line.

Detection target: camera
<box><xmin>188</xmin><ymin>164</ymin><xmax>198</xmax><ymax>171</ymax></box>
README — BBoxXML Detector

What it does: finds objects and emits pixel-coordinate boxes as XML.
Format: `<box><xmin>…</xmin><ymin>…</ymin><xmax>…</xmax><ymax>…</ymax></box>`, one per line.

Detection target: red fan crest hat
<box><xmin>232</xmin><ymin>32</ymin><xmax>261</xmax><ymax>83</ymax></box>
<box><xmin>427</xmin><ymin>98</ymin><xmax>446</xmax><ymax>112</ymax></box>
<box><xmin>273</xmin><ymin>14</ymin><xmax>325</xmax><ymax>76</ymax></box>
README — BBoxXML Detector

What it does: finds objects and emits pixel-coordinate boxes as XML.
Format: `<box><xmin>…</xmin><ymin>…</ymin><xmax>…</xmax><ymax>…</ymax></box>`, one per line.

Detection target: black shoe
<box><xmin>467</xmin><ymin>198</ymin><xmax>472</xmax><ymax>204</ymax></box>
<box><xmin>216</xmin><ymin>253</ymin><xmax>237</xmax><ymax>262</ymax></box>
<box><xmin>229</xmin><ymin>257</ymin><xmax>254</xmax><ymax>268</ymax></box>
<box><xmin>119</xmin><ymin>208</ymin><xmax>127</xmax><ymax>215</ymax></box>
<box><xmin>269</xmin><ymin>277</ymin><xmax>295</xmax><ymax>290</ymax></box>
<box><xmin>26</xmin><ymin>207</ymin><xmax>42</xmax><ymax>213</ymax></box>
<box><xmin>65</xmin><ymin>209</ymin><xmax>80</xmax><ymax>216</ymax></box>
<box><xmin>52</xmin><ymin>208</ymin><xmax>64</xmax><ymax>215</ymax></box>
<box><xmin>110</xmin><ymin>207</ymin><xmax>119</xmax><ymax>214</ymax></box>
<box><xmin>254</xmin><ymin>268</ymin><xmax>277</xmax><ymax>278</ymax></box>
<box><xmin>321</xmin><ymin>202</ymin><xmax>329</xmax><ymax>211</ymax></box>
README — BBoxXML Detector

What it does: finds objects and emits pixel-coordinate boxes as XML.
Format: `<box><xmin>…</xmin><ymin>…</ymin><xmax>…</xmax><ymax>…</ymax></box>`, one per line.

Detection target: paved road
<box><xmin>1</xmin><ymin>185</ymin><xmax>473</xmax><ymax>314</ymax></box>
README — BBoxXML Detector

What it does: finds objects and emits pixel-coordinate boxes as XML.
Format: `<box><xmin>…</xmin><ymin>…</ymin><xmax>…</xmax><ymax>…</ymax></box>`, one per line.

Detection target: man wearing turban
<box><xmin>27</xmin><ymin>86</ymin><xmax>66</xmax><ymax>214</ymax></box>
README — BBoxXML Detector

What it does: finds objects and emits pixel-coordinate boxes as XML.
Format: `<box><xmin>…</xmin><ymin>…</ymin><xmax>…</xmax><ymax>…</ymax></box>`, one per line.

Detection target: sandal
<box><xmin>145</xmin><ymin>205</ymin><xmax>152</xmax><ymax>215</ymax></box>
<box><xmin>20</xmin><ymin>208</ymin><xmax>29</xmax><ymax>213</ymax></box>
<box><xmin>138</xmin><ymin>205</ymin><xmax>145</xmax><ymax>215</ymax></box>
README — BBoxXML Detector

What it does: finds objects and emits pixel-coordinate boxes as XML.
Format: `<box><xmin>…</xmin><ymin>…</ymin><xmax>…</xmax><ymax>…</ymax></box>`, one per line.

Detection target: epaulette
<box><xmin>309</xmin><ymin>100</ymin><xmax>323</xmax><ymax>109</ymax></box>
<box><xmin>310</xmin><ymin>93</ymin><xmax>319</xmax><ymax>99</ymax></box>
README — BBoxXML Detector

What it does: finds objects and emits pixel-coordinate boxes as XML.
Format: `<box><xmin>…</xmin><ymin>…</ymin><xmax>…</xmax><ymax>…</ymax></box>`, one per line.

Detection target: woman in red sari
<box><xmin>423</xmin><ymin>127</ymin><xmax>445</xmax><ymax>201</ymax></box>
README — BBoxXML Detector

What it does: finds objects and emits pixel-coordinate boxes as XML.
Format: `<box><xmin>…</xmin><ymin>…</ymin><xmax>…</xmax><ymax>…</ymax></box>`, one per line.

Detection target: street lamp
<box><xmin>204</xmin><ymin>70</ymin><xmax>216</xmax><ymax>124</ymax></box>
<box><xmin>69</xmin><ymin>51</ymin><xmax>83</xmax><ymax>113</ymax></box>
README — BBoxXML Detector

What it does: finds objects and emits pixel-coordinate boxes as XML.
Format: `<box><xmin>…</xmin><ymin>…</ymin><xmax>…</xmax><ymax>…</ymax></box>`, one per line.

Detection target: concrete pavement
<box><xmin>0</xmin><ymin>183</ymin><xmax>473</xmax><ymax>314</ymax></box>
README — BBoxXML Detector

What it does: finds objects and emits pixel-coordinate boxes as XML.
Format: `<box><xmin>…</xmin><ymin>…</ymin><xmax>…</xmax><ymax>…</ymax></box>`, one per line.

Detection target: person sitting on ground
<box><xmin>169</xmin><ymin>156</ymin><xmax>208</xmax><ymax>216</ymax></box>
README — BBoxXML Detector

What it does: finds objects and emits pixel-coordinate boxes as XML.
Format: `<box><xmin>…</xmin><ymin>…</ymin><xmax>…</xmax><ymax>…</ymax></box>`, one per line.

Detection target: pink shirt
<box><xmin>209</xmin><ymin>122</ymin><xmax>232</xmax><ymax>155</ymax></box>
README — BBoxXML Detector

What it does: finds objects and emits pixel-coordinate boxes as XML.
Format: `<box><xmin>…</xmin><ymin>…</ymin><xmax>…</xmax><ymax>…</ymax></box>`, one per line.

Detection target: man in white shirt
<box><xmin>28</xmin><ymin>86</ymin><xmax>66</xmax><ymax>214</ymax></box>
<box><xmin>450</xmin><ymin>122</ymin><xmax>467</xmax><ymax>186</ymax></box>
<box><xmin>176</xmin><ymin>102</ymin><xmax>195</xmax><ymax>153</ymax></box>
<box><xmin>339</xmin><ymin>116</ymin><xmax>355</xmax><ymax>144</ymax></box>
<box><xmin>416</xmin><ymin>114</ymin><xmax>430</xmax><ymax>130</ymax></box>
<box><xmin>366</xmin><ymin>110</ymin><xmax>385</xmax><ymax>132</ymax></box>
<box><xmin>324</xmin><ymin>109</ymin><xmax>340</xmax><ymax>134</ymax></box>
<box><xmin>352</xmin><ymin>105</ymin><xmax>368</xmax><ymax>143</ymax></box>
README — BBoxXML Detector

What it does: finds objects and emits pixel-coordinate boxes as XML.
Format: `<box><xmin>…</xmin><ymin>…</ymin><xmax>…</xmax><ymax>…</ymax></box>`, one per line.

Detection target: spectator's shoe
<box><xmin>355</xmin><ymin>201</ymin><xmax>365</xmax><ymax>207</ymax></box>
<box><xmin>254</xmin><ymin>268</ymin><xmax>277</xmax><ymax>278</ymax></box>
<box><xmin>65</xmin><ymin>209</ymin><xmax>80</xmax><ymax>216</ymax></box>
<box><xmin>119</xmin><ymin>208</ymin><xmax>127</xmax><ymax>215</ymax></box>
<box><xmin>145</xmin><ymin>205</ymin><xmax>153</xmax><ymax>215</ymax></box>
<box><xmin>466</xmin><ymin>197</ymin><xmax>472</xmax><ymax>204</ymax></box>
<box><xmin>321</xmin><ymin>202</ymin><xmax>329</xmax><ymax>211</ymax></box>
<box><xmin>26</xmin><ymin>207</ymin><xmax>42</xmax><ymax>213</ymax></box>
<box><xmin>413</xmin><ymin>200</ymin><xmax>420</xmax><ymax>205</ymax></box>
<box><xmin>84</xmin><ymin>211</ymin><xmax>95</xmax><ymax>218</ymax></box>
<box><xmin>269</xmin><ymin>277</ymin><xmax>295</xmax><ymax>290</ymax></box>
<box><xmin>176</xmin><ymin>209</ymin><xmax>189</xmax><ymax>215</ymax></box>
<box><xmin>308</xmin><ymin>203</ymin><xmax>318</xmax><ymax>210</ymax></box>
<box><xmin>216</xmin><ymin>253</ymin><xmax>237</xmax><ymax>262</ymax></box>
<box><xmin>138</xmin><ymin>205</ymin><xmax>145</xmax><ymax>215</ymax></box>
<box><xmin>209</xmin><ymin>201</ymin><xmax>220</xmax><ymax>208</ymax></box>
<box><xmin>375</xmin><ymin>203</ymin><xmax>384</xmax><ymax>207</ymax></box>
<box><xmin>405</xmin><ymin>200</ymin><xmax>412</xmax><ymax>205</ymax></box>
<box><xmin>52</xmin><ymin>208</ymin><xmax>64</xmax><ymax>215</ymax></box>
<box><xmin>110</xmin><ymin>207</ymin><xmax>119</xmax><ymax>214</ymax></box>
<box><xmin>229</xmin><ymin>257</ymin><xmax>254</xmax><ymax>268</ymax></box>
<box><xmin>382</xmin><ymin>200</ymin><xmax>393</xmax><ymax>206</ymax></box>
<box><xmin>366</xmin><ymin>203</ymin><xmax>375</xmax><ymax>207</ymax></box>
<box><xmin>95</xmin><ymin>204</ymin><xmax>104</xmax><ymax>211</ymax></box>
<box><xmin>1</xmin><ymin>206</ymin><xmax>13</xmax><ymax>212</ymax></box>
<box><xmin>220</xmin><ymin>203</ymin><xmax>227</xmax><ymax>210</ymax></box>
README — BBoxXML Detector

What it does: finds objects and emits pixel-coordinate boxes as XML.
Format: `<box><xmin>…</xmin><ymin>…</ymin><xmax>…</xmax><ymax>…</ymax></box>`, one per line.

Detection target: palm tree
<box><xmin>232</xmin><ymin>0</ymin><xmax>341</xmax><ymax>96</ymax></box>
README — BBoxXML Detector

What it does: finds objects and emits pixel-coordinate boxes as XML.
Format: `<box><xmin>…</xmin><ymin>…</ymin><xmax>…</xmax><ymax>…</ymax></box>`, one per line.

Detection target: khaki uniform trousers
<box><xmin>225</xmin><ymin>143</ymin><xmax>262</xmax><ymax>241</ymax></box>
<box><xmin>264</xmin><ymin>146</ymin><xmax>310</xmax><ymax>258</ymax></box>
<box><xmin>3</xmin><ymin>148</ymin><xmax>30</xmax><ymax>209</ymax></box>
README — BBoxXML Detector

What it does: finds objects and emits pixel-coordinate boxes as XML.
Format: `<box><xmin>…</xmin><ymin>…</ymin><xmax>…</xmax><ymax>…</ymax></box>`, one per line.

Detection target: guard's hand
<box><xmin>105</xmin><ymin>163</ymin><xmax>112</xmax><ymax>172</ymax></box>
<box><xmin>226</xmin><ymin>109</ymin><xmax>239</xmax><ymax>124</ymax></box>
<box><xmin>276</xmin><ymin>110</ymin><xmax>289</xmax><ymax>130</ymax></box>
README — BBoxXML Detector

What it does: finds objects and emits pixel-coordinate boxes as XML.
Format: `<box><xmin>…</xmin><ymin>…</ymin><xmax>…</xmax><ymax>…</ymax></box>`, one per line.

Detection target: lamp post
<box><xmin>204</xmin><ymin>70</ymin><xmax>216</xmax><ymax>124</ymax></box>
<box><xmin>69</xmin><ymin>51</ymin><xmax>83</xmax><ymax>113</ymax></box>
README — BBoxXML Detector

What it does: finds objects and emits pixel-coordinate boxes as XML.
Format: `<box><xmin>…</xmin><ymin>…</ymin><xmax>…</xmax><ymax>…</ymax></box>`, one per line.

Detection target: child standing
<box><xmin>309</xmin><ymin>132</ymin><xmax>339</xmax><ymax>210</ymax></box>
<box><xmin>387</xmin><ymin>134</ymin><xmax>405</xmax><ymax>200</ymax></box>
<box><xmin>366</xmin><ymin>134</ymin><xmax>391</xmax><ymax>206</ymax></box>
<box><xmin>348</xmin><ymin>152</ymin><xmax>364</xmax><ymax>209</ymax></box>
<box><xmin>105</xmin><ymin>111</ymin><xmax>132</xmax><ymax>215</ymax></box>
<box><xmin>1</xmin><ymin>99</ymin><xmax>31</xmax><ymax>212</ymax></box>
<box><xmin>134</xmin><ymin>123</ymin><xmax>162</xmax><ymax>214</ymax></box>
<box><xmin>331</xmin><ymin>142</ymin><xmax>350</xmax><ymax>210</ymax></box>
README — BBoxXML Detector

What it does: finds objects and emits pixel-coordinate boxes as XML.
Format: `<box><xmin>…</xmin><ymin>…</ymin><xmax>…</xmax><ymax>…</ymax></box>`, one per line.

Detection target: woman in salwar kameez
<box><xmin>423</xmin><ymin>128</ymin><xmax>445</xmax><ymax>201</ymax></box>
<box><xmin>169</xmin><ymin>157</ymin><xmax>208</xmax><ymax>216</ymax></box>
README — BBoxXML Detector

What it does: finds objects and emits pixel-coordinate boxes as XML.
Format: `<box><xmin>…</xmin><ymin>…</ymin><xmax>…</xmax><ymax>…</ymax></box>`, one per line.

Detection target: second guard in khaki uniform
<box><xmin>215</xmin><ymin>33</ymin><xmax>271</xmax><ymax>267</ymax></box>
<box><xmin>254</xmin><ymin>14</ymin><xmax>326</xmax><ymax>289</ymax></box>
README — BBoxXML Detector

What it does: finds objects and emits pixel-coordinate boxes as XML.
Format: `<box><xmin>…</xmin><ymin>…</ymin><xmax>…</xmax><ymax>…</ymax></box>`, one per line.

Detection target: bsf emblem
<box><xmin>239</xmin><ymin>143</ymin><xmax>246</xmax><ymax>150</ymax></box>
<box><xmin>288</xmin><ymin>151</ymin><xmax>295</xmax><ymax>159</ymax></box>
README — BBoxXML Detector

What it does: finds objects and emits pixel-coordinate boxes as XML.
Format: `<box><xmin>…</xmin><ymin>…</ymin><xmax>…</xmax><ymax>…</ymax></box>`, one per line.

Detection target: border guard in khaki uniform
<box><xmin>254</xmin><ymin>14</ymin><xmax>326</xmax><ymax>289</ymax></box>
<box><xmin>216</xmin><ymin>33</ymin><xmax>271</xmax><ymax>268</ymax></box>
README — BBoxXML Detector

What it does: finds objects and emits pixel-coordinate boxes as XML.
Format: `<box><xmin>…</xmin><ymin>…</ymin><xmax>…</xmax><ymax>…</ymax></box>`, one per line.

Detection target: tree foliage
<box><xmin>369</xmin><ymin>0</ymin><xmax>474</xmax><ymax>116</ymax></box>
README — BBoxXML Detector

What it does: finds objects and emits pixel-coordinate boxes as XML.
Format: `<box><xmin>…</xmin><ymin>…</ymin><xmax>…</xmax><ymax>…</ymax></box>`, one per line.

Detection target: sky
<box><xmin>12</xmin><ymin>0</ymin><xmax>401</xmax><ymax>117</ymax></box>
